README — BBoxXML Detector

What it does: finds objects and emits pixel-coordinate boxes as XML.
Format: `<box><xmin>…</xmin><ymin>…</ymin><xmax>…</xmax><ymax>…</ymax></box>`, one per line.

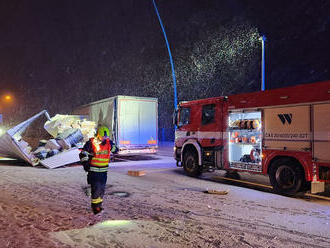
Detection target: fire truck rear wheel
<box><xmin>269</xmin><ymin>158</ymin><xmax>304</xmax><ymax>195</ymax></box>
<box><xmin>183</xmin><ymin>151</ymin><xmax>201</xmax><ymax>177</ymax></box>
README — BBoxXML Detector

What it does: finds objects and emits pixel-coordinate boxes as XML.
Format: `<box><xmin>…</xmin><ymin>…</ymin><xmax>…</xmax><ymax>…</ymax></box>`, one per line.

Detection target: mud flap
<box><xmin>311</xmin><ymin>181</ymin><xmax>325</xmax><ymax>194</ymax></box>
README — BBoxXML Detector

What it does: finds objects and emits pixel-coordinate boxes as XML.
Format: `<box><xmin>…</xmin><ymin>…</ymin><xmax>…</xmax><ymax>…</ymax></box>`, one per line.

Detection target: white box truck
<box><xmin>73</xmin><ymin>96</ymin><xmax>158</xmax><ymax>155</ymax></box>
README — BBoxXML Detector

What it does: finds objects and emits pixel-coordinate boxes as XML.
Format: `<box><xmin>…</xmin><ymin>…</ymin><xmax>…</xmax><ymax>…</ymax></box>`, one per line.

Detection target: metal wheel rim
<box><xmin>186</xmin><ymin>156</ymin><xmax>196</xmax><ymax>171</ymax></box>
<box><xmin>275</xmin><ymin>165</ymin><xmax>296</xmax><ymax>189</ymax></box>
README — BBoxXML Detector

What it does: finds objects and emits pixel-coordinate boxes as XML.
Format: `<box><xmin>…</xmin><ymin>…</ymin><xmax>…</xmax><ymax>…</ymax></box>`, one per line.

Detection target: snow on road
<box><xmin>1</xmin><ymin>155</ymin><xmax>330</xmax><ymax>248</ymax></box>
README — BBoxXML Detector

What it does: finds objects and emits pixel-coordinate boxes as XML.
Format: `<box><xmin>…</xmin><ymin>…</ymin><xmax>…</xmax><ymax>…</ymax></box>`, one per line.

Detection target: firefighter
<box><xmin>79</xmin><ymin>125</ymin><xmax>116</xmax><ymax>214</ymax></box>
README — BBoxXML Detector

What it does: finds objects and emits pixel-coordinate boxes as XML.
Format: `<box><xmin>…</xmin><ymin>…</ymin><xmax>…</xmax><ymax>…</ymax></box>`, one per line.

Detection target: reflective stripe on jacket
<box><xmin>92</xmin><ymin>197</ymin><xmax>103</xmax><ymax>204</ymax></box>
<box><xmin>90</xmin><ymin>137</ymin><xmax>111</xmax><ymax>172</ymax></box>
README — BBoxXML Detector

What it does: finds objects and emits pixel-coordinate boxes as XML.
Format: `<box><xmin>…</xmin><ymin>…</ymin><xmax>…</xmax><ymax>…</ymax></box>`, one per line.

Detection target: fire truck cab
<box><xmin>174</xmin><ymin>81</ymin><xmax>330</xmax><ymax>195</ymax></box>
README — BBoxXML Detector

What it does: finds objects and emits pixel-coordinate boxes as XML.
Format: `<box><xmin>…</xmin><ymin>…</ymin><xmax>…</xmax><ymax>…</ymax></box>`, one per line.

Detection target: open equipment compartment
<box><xmin>228</xmin><ymin>111</ymin><xmax>262</xmax><ymax>172</ymax></box>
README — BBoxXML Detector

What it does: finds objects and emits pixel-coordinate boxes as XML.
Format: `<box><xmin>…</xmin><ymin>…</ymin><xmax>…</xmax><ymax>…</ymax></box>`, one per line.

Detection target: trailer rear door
<box><xmin>118</xmin><ymin>97</ymin><xmax>158</xmax><ymax>148</ymax></box>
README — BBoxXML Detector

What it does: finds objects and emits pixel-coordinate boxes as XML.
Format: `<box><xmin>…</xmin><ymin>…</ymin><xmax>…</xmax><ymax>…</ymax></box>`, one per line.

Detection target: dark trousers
<box><xmin>87</xmin><ymin>171</ymin><xmax>107</xmax><ymax>210</ymax></box>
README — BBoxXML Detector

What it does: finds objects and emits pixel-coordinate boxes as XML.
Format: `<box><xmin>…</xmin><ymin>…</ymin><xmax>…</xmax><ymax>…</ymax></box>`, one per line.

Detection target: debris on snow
<box><xmin>128</xmin><ymin>170</ymin><xmax>146</xmax><ymax>177</ymax></box>
<box><xmin>204</xmin><ymin>189</ymin><xmax>229</xmax><ymax>195</ymax></box>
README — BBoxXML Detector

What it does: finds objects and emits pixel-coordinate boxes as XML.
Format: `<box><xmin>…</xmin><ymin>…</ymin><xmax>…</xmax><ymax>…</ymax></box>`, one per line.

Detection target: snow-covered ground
<box><xmin>1</xmin><ymin>149</ymin><xmax>330</xmax><ymax>247</ymax></box>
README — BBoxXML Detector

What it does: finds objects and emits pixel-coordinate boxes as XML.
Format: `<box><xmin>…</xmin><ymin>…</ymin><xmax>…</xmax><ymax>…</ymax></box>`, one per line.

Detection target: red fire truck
<box><xmin>174</xmin><ymin>81</ymin><xmax>330</xmax><ymax>195</ymax></box>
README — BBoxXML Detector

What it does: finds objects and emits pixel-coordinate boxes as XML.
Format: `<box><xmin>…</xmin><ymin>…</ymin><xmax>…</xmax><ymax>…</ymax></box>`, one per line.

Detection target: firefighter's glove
<box><xmin>79</xmin><ymin>151</ymin><xmax>90</xmax><ymax>162</ymax></box>
<box><xmin>79</xmin><ymin>151</ymin><xmax>91</xmax><ymax>172</ymax></box>
<box><xmin>80</xmin><ymin>156</ymin><xmax>89</xmax><ymax>162</ymax></box>
<box><xmin>110</xmin><ymin>141</ymin><xmax>118</xmax><ymax>154</ymax></box>
<box><xmin>111</xmin><ymin>145</ymin><xmax>118</xmax><ymax>154</ymax></box>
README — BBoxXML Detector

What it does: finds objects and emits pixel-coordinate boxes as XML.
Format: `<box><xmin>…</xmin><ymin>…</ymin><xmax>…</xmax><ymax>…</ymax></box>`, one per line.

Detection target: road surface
<box><xmin>0</xmin><ymin>152</ymin><xmax>330</xmax><ymax>247</ymax></box>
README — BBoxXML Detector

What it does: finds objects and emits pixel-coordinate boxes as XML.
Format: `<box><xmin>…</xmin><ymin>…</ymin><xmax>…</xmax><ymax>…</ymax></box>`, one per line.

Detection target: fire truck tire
<box><xmin>183</xmin><ymin>151</ymin><xmax>201</xmax><ymax>177</ymax></box>
<box><xmin>269</xmin><ymin>158</ymin><xmax>304</xmax><ymax>195</ymax></box>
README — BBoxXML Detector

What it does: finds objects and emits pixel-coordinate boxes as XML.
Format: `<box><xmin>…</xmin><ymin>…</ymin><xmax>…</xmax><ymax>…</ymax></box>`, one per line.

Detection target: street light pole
<box><xmin>152</xmin><ymin>0</ymin><xmax>178</xmax><ymax>110</ymax></box>
<box><xmin>260</xmin><ymin>35</ymin><xmax>266</xmax><ymax>91</ymax></box>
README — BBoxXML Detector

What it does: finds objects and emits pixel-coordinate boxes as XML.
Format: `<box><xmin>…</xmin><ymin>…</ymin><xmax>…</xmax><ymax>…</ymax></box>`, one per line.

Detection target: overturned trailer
<box><xmin>0</xmin><ymin>110</ymin><xmax>95</xmax><ymax>169</ymax></box>
<box><xmin>73</xmin><ymin>96</ymin><xmax>158</xmax><ymax>155</ymax></box>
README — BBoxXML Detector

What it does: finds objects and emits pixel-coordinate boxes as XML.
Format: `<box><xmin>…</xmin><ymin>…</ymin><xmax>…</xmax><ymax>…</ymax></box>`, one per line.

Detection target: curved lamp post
<box><xmin>152</xmin><ymin>0</ymin><xmax>178</xmax><ymax>110</ymax></box>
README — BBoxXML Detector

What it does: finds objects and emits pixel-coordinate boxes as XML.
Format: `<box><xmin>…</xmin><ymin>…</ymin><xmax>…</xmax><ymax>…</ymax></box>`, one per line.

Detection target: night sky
<box><xmin>0</xmin><ymin>0</ymin><xmax>329</xmax><ymax>126</ymax></box>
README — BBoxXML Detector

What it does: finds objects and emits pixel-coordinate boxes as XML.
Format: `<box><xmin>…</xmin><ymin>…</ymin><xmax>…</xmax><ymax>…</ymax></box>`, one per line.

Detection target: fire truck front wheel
<box><xmin>183</xmin><ymin>151</ymin><xmax>201</xmax><ymax>177</ymax></box>
<box><xmin>269</xmin><ymin>158</ymin><xmax>304</xmax><ymax>195</ymax></box>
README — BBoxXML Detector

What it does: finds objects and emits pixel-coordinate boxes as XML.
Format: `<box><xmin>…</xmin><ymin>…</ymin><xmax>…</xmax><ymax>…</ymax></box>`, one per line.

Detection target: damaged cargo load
<box><xmin>0</xmin><ymin>110</ymin><xmax>96</xmax><ymax>169</ymax></box>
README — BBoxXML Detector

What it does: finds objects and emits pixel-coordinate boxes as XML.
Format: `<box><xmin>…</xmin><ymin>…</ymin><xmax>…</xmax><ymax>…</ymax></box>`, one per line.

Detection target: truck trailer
<box><xmin>73</xmin><ymin>95</ymin><xmax>158</xmax><ymax>155</ymax></box>
<box><xmin>174</xmin><ymin>81</ymin><xmax>330</xmax><ymax>195</ymax></box>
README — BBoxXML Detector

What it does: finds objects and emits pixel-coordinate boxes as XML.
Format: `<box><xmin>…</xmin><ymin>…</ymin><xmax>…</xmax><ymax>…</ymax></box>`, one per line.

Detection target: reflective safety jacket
<box><xmin>90</xmin><ymin>137</ymin><xmax>111</xmax><ymax>172</ymax></box>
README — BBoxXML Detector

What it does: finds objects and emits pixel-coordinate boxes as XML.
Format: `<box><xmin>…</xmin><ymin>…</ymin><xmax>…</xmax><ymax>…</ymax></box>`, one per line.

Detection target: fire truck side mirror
<box><xmin>173</xmin><ymin>109</ymin><xmax>178</xmax><ymax>126</ymax></box>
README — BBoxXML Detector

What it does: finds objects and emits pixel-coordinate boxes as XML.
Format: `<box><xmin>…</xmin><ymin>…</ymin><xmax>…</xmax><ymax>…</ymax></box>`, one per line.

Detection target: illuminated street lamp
<box><xmin>152</xmin><ymin>0</ymin><xmax>178</xmax><ymax>110</ymax></box>
<box><xmin>2</xmin><ymin>94</ymin><xmax>14</xmax><ymax>107</ymax></box>
<box><xmin>259</xmin><ymin>35</ymin><xmax>266</xmax><ymax>91</ymax></box>
<box><xmin>4</xmin><ymin>95</ymin><xmax>12</xmax><ymax>102</ymax></box>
